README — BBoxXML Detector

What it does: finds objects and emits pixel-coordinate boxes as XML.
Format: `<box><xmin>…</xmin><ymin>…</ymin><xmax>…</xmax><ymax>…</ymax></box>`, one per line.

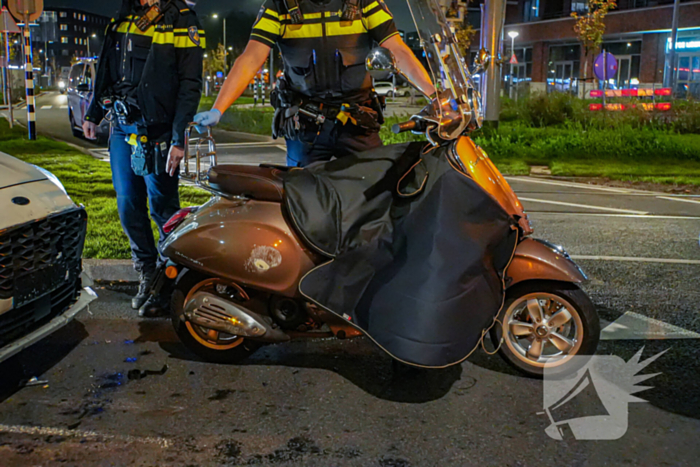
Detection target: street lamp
<box><xmin>507</xmin><ymin>31</ymin><xmax>519</xmax><ymax>99</ymax></box>
<box><xmin>210</xmin><ymin>13</ymin><xmax>228</xmax><ymax>74</ymax></box>
<box><xmin>87</xmin><ymin>33</ymin><xmax>96</xmax><ymax>57</ymax></box>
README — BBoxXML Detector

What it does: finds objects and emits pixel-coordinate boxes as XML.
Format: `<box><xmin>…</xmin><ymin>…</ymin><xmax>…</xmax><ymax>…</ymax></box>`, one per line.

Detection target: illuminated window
<box><xmin>61</xmin><ymin>37</ymin><xmax>68</xmax><ymax>44</ymax></box>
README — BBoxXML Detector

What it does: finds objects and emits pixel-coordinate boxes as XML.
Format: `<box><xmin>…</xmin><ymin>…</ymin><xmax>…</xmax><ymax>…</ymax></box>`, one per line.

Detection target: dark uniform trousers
<box><xmin>86</xmin><ymin>1</ymin><xmax>205</xmax><ymax>273</ymax></box>
<box><xmin>286</xmin><ymin>124</ymin><xmax>382</xmax><ymax>167</ymax></box>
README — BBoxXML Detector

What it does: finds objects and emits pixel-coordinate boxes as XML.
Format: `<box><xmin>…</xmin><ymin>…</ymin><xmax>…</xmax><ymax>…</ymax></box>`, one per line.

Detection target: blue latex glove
<box><xmin>193</xmin><ymin>108</ymin><xmax>222</xmax><ymax>133</ymax></box>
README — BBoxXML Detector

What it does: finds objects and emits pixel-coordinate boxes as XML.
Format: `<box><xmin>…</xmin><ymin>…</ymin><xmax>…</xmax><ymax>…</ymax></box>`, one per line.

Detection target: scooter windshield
<box><xmin>404</xmin><ymin>0</ymin><xmax>482</xmax><ymax>139</ymax></box>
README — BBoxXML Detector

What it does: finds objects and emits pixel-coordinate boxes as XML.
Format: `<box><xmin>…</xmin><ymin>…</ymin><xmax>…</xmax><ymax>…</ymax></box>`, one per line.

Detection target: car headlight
<box><xmin>35</xmin><ymin>166</ymin><xmax>68</xmax><ymax>196</ymax></box>
<box><xmin>58</xmin><ymin>80</ymin><xmax>66</xmax><ymax>88</ymax></box>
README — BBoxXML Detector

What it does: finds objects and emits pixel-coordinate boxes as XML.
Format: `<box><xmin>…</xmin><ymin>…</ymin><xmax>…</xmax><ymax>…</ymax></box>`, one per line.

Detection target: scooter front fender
<box><xmin>507</xmin><ymin>238</ymin><xmax>587</xmax><ymax>286</ymax></box>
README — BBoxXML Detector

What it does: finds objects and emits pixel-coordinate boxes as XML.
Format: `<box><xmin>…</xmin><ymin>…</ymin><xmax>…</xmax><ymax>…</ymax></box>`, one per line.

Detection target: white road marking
<box><xmin>276</xmin><ymin>145</ymin><xmax>287</xmax><ymax>152</ymax></box>
<box><xmin>518</xmin><ymin>197</ymin><xmax>648</xmax><ymax>214</ymax></box>
<box><xmin>531</xmin><ymin>212</ymin><xmax>700</xmax><ymax>220</ymax></box>
<box><xmin>600</xmin><ymin>311</ymin><xmax>700</xmax><ymax>340</ymax></box>
<box><xmin>570</xmin><ymin>255</ymin><xmax>700</xmax><ymax>265</ymax></box>
<box><xmin>657</xmin><ymin>195</ymin><xmax>700</xmax><ymax>205</ymax></box>
<box><xmin>60</xmin><ymin>105</ymin><xmax>68</xmax><ymax>109</ymax></box>
<box><xmin>507</xmin><ymin>176</ymin><xmax>635</xmax><ymax>193</ymax></box>
<box><xmin>0</xmin><ymin>423</ymin><xmax>172</xmax><ymax>448</ymax></box>
<box><xmin>40</xmin><ymin>105</ymin><xmax>52</xmax><ymax>109</ymax></box>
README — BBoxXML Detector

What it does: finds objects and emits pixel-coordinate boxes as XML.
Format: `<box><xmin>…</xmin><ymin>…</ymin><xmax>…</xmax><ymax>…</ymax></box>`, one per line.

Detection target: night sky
<box><xmin>43</xmin><ymin>0</ymin><xmax>417</xmax><ymax>39</ymax></box>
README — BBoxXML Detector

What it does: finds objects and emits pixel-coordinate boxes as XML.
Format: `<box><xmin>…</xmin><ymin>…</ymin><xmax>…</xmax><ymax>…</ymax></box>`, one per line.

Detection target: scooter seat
<box><xmin>208</xmin><ymin>165</ymin><xmax>285</xmax><ymax>202</ymax></box>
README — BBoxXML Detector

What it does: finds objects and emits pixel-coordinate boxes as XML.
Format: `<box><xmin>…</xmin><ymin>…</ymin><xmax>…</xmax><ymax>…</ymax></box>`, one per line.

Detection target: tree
<box><xmin>455</xmin><ymin>23</ymin><xmax>476</xmax><ymax>59</ymax></box>
<box><xmin>571</xmin><ymin>0</ymin><xmax>617</xmax><ymax>96</ymax></box>
<box><xmin>203</xmin><ymin>43</ymin><xmax>227</xmax><ymax>79</ymax></box>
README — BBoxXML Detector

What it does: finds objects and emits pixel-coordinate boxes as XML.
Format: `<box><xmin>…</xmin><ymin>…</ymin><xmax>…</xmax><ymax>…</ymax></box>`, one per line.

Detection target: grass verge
<box><xmin>198</xmin><ymin>96</ymin><xmax>700</xmax><ymax>186</ymax></box>
<box><xmin>0</xmin><ymin>121</ymin><xmax>210</xmax><ymax>259</ymax></box>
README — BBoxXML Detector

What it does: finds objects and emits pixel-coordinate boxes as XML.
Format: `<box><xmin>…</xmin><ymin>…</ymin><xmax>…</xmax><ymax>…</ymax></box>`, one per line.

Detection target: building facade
<box><xmin>444</xmin><ymin>0</ymin><xmax>700</xmax><ymax>96</ymax></box>
<box><xmin>34</xmin><ymin>8</ymin><xmax>109</xmax><ymax>72</ymax></box>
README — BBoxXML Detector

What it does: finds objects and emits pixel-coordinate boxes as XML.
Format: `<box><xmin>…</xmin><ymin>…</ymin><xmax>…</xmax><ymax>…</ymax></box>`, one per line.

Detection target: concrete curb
<box><xmin>212</xmin><ymin>128</ymin><xmax>274</xmax><ymax>143</ymax></box>
<box><xmin>83</xmin><ymin>259</ymin><xmax>139</xmax><ymax>283</ymax></box>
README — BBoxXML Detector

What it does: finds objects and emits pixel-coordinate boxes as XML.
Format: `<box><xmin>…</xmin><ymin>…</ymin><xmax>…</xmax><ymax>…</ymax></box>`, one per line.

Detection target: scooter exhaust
<box><xmin>184</xmin><ymin>292</ymin><xmax>289</xmax><ymax>342</ymax></box>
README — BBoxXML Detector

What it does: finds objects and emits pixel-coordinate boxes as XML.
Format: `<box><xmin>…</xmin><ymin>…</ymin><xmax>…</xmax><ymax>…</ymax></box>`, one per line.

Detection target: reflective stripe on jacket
<box><xmin>250</xmin><ymin>0</ymin><xmax>399</xmax><ymax>103</ymax></box>
<box><xmin>86</xmin><ymin>0</ymin><xmax>205</xmax><ymax>146</ymax></box>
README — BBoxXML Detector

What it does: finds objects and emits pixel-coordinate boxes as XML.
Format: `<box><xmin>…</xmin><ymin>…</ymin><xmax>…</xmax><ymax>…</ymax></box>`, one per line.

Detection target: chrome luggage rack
<box><xmin>181</xmin><ymin>123</ymin><xmax>226</xmax><ymax>197</ymax></box>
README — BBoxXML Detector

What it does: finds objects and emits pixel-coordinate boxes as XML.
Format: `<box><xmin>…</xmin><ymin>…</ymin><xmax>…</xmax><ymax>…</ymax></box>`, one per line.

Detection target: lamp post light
<box><xmin>507</xmin><ymin>31</ymin><xmax>519</xmax><ymax>99</ymax></box>
<box><xmin>87</xmin><ymin>33</ymin><xmax>96</xmax><ymax>57</ymax></box>
<box><xmin>212</xmin><ymin>13</ymin><xmax>228</xmax><ymax>74</ymax></box>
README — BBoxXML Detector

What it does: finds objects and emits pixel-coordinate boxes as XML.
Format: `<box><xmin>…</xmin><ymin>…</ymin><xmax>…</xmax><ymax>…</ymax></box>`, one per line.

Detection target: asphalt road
<box><xmin>1</xmin><ymin>94</ymin><xmax>700</xmax><ymax>466</ymax></box>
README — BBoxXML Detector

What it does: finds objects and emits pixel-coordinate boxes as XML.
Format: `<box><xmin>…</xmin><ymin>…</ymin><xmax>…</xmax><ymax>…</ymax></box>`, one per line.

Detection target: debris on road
<box><xmin>127</xmin><ymin>365</ymin><xmax>169</xmax><ymax>381</ymax></box>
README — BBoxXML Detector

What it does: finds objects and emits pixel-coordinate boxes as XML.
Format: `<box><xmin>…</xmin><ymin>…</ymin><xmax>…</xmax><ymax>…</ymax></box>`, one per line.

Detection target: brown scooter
<box><xmin>149</xmin><ymin>115</ymin><xmax>599</xmax><ymax>377</ymax></box>
<box><xmin>151</xmin><ymin>18</ymin><xmax>600</xmax><ymax>375</ymax></box>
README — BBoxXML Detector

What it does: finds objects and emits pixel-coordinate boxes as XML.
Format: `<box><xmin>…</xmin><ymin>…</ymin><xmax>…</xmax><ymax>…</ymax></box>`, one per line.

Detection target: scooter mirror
<box><xmin>366</xmin><ymin>47</ymin><xmax>397</xmax><ymax>80</ymax></box>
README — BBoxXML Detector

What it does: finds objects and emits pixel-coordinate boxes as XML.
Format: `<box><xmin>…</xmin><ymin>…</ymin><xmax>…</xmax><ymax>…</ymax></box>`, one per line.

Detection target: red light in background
<box><xmin>605</xmin><ymin>104</ymin><xmax>626</xmax><ymax>111</ymax></box>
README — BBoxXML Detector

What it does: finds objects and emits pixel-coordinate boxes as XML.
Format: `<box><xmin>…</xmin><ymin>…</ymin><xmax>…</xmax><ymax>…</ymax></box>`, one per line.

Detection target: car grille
<box><xmin>0</xmin><ymin>277</ymin><xmax>82</xmax><ymax>348</ymax></box>
<box><xmin>0</xmin><ymin>208</ymin><xmax>87</xmax><ymax>304</ymax></box>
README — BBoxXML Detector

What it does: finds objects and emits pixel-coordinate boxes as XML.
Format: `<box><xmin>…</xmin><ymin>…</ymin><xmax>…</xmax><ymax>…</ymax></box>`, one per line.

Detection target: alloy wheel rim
<box><xmin>502</xmin><ymin>292</ymin><xmax>584</xmax><ymax>368</ymax></box>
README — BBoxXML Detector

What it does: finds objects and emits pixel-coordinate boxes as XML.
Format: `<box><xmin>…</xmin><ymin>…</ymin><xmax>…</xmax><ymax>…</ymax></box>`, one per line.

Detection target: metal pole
<box><xmin>223</xmin><ymin>18</ymin><xmax>227</xmax><ymax>74</ymax></box>
<box><xmin>481</xmin><ymin>0</ymin><xmax>506</xmax><ymax>126</ymax></box>
<box><xmin>1</xmin><ymin>34</ymin><xmax>6</xmax><ymax>105</ymax></box>
<box><xmin>603</xmin><ymin>49</ymin><xmax>607</xmax><ymax>108</ymax></box>
<box><xmin>665</xmin><ymin>0</ymin><xmax>680</xmax><ymax>93</ymax></box>
<box><xmin>5</xmin><ymin>31</ymin><xmax>13</xmax><ymax>128</ymax></box>
<box><xmin>23</xmin><ymin>15</ymin><xmax>35</xmax><ymax>140</ymax></box>
<box><xmin>509</xmin><ymin>35</ymin><xmax>514</xmax><ymax>99</ymax></box>
<box><xmin>269</xmin><ymin>46</ymin><xmax>273</xmax><ymax>88</ymax></box>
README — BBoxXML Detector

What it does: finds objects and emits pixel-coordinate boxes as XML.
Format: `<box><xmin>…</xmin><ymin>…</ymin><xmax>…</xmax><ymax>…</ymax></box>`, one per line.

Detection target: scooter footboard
<box><xmin>507</xmin><ymin>238</ymin><xmax>587</xmax><ymax>286</ymax></box>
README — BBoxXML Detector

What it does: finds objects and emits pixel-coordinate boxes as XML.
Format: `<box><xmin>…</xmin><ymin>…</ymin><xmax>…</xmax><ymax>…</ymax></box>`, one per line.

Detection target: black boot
<box><xmin>138</xmin><ymin>292</ymin><xmax>170</xmax><ymax>318</ymax></box>
<box><xmin>131</xmin><ymin>269</ymin><xmax>155</xmax><ymax>310</ymax></box>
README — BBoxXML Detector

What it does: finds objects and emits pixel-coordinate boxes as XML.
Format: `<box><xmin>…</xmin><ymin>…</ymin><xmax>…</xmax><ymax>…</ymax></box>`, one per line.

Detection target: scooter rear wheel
<box><xmin>171</xmin><ymin>271</ymin><xmax>260</xmax><ymax>364</ymax></box>
<box><xmin>489</xmin><ymin>281</ymin><xmax>600</xmax><ymax>378</ymax></box>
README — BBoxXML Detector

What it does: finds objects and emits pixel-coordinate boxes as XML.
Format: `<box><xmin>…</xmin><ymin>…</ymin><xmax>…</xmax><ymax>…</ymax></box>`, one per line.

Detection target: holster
<box><xmin>127</xmin><ymin>129</ymin><xmax>168</xmax><ymax>176</ymax></box>
<box><xmin>271</xmin><ymin>78</ymin><xmax>305</xmax><ymax>140</ymax></box>
<box><xmin>369</xmin><ymin>92</ymin><xmax>386</xmax><ymax>125</ymax></box>
<box><xmin>340</xmin><ymin>103</ymin><xmax>382</xmax><ymax>132</ymax></box>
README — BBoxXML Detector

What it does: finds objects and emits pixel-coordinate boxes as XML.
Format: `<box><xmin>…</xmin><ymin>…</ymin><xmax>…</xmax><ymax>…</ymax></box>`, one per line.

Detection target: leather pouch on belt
<box><xmin>154</xmin><ymin>142</ymin><xmax>168</xmax><ymax>176</ymax></box>
<box><xmin>127</xmin><ymin>133</ymin><xmax>154</xmax><ymax>176</ymax></box>
<box><xmin>339</xmin><ymin>105</ymin><xmax>381</xmax><ymax>131</ymax></box>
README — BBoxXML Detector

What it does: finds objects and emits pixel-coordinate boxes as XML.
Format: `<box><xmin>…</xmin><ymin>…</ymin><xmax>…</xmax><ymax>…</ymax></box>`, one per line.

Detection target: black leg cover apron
<box><xmin>283</xmin><ymin>142</ymin><xmax>519</xmax><ymax>368</ymax></box>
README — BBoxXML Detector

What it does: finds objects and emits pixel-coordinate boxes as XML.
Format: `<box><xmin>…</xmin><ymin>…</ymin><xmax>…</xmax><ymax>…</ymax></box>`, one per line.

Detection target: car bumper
<box><xmin>0</xmin><ymin>273</ymin><xmax>97</xmax><ymax>363</ymax></box>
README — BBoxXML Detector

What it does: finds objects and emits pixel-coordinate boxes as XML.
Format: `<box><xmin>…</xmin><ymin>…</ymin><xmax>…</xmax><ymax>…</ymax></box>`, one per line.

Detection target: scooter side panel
<box><xmin>508</xmin><ymin>238</ymin><xmax>587</xmax><ymax>286</ymax></box>
<box><xmin>162</xmin><ymin>197</ymin><xmax>320</xmax><ymax>297</ymax></box>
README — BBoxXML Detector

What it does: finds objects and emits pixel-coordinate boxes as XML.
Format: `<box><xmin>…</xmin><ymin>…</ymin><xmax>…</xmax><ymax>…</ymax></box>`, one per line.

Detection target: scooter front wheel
<box><xmin>171</xmin><ymin>271</ymin><xmax>260</xmax><ymax>364</ymax></box>
<box><xmin>489</xmin><ymin>281</ymin><xmax>600</xmax><ymax>378</ymax></box>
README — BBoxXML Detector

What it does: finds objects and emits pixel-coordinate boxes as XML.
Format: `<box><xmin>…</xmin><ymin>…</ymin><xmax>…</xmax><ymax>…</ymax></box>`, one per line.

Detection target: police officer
<box><xmin>83</xmin><ymin>0</ymin><xmax>205</xmax><ymax>317</ymax></box>
<box><xmin>194</xmin><ymin>0</ymin><xmax>435</xmax><ymax>167</ymax></box>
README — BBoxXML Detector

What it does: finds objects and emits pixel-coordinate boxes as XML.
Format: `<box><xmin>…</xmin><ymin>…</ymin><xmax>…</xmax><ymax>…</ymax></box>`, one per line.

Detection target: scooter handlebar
<box><xmin>392</xmin><ymin>120</ymin><xmax>418</xmax><ymax>134</ymax></box>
